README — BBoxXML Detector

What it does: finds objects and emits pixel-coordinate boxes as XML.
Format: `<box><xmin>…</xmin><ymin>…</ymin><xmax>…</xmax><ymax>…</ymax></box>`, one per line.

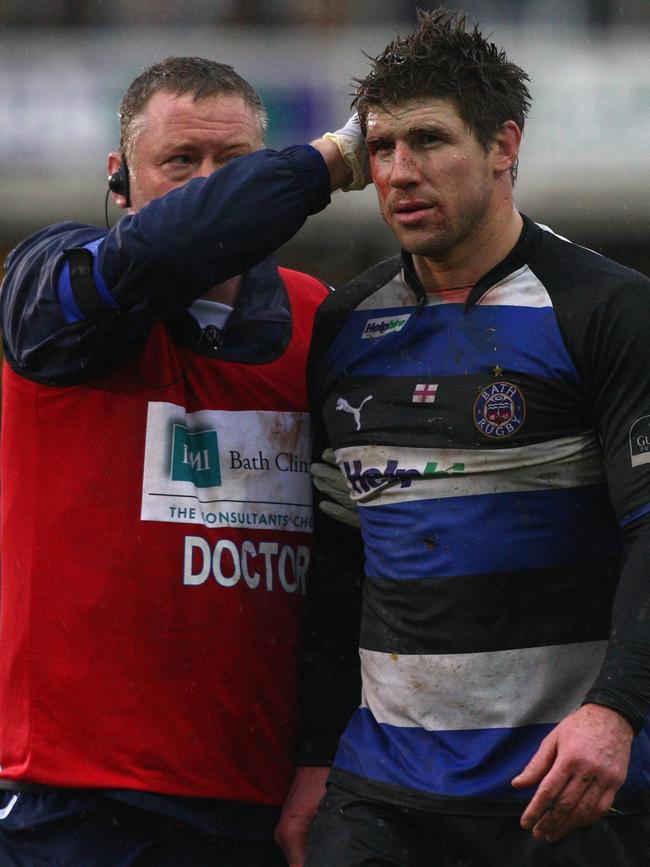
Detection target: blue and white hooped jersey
<box><xmin>306</xmin><ymin>216</ymin><xmax>650</xmax><ymax>814</ymax></box>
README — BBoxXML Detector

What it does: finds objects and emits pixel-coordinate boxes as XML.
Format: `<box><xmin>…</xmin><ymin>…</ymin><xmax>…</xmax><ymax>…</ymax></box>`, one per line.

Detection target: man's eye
<box><xmin>420</xmin><ymin>133</ymin><xmax>439</xmax><ymax>146</ymax></box>
<box><xmin>369</xmin><ymin>141</ymin><xmax>393</xmax><ymax>157</ymax></box>
<box><xmin>169</xmin><ymin>155</ymin><xmax>192</xmax><ymax>165</ymax></box>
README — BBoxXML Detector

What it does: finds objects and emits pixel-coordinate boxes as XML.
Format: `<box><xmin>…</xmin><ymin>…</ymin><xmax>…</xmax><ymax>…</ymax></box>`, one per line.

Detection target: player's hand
<box><xmin>275</xmin><ymin>766</ymin><xmax>329</xmax><ymax>867</ymax></box>
<box><xmin>511</xmin><ymin>703</ymin><xmax>633</xmax><ymax>842</ymax></box>
<box><xmin>312</xmin><ymin>449</ymin><xmax>360</xmax><ymax>527</ymax></box>
<box><xmin>321</xmin><ymin>115</ymin><xmax>370</xmax><ymax>191</ymax></box>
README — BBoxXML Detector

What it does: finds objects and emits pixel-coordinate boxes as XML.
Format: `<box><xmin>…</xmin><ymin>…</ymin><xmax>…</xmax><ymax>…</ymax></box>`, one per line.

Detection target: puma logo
<box><xmin>336</xmin><ymin>396</ymin><xmax>373</xmax><ymax>431</ymax></box>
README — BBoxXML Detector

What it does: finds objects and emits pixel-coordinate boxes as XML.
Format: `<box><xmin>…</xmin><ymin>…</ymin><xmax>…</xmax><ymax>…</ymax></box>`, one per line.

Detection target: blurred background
<box><xmin>1</xmin><ymin>0</ymin><xmax>649</xmax><ymax>285</ymax></box>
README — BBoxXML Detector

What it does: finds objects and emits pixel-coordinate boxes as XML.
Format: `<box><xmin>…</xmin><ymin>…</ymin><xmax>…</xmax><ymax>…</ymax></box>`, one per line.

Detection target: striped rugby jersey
<box><xmin>304</xmin><ymin>216</ymin><xmax>650</xmax><ymax>815</ymax></box>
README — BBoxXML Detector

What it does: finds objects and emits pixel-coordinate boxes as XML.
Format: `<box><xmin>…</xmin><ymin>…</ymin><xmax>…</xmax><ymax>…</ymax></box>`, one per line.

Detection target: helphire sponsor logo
<box><xmin>629</xmin><ymin>415</ymin><xmax>650</xmax><ymax>467</ymax></box>
<box><xmin>342</xmin><ymin>456</ymin><xmax>465</xmax><ymax>497</ymax></box>
<box><xmin>141</xmin><ymin>402</ymin><xmax>313</xmax><ymax>530</ymax></box>
<box><xmin>338</xmin><ymin>434</ymin><xmax>606</xmax><ymax>507</ymax></box>
<box><xmin>362</xmin><ymin>313</ymin><xmax>411</xmax><ymax>339</ymax></box>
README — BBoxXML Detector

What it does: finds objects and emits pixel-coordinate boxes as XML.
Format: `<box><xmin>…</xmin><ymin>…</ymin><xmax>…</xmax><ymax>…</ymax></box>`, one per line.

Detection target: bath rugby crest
<box><xmin>473</xmin><ymin>381</ymin><xmax>526</xmax><ymax>439</ymax></box>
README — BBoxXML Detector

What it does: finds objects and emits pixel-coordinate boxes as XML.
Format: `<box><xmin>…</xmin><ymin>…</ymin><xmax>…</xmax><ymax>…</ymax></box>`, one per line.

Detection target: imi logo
<box><xmin>171</xmin><ymin>424</ymin><xmax>221</xmax><ymax>488</ymax></box>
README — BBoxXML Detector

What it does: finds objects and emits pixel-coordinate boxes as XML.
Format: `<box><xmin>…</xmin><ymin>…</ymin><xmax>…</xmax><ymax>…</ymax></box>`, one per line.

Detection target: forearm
<box><xmin>101</xmin><ymin>145</ymin><xmax>331</xmax><ymax>315</ymax></box>
<box><xmin>275</xmin><ymin>765</ymin><xmax>330</xmax><ymax>867</ymax></box>
<box><xmin>1</xmin><ymin>146</ymin><xmax>331</xmax><ymax>381</ymax></box>
<box><xmin>310</xmin><ymin>137</ymin><xmax>354</xmax><ymax>192</ymax></box>
<box><xmin>584</xmin><ymin>516</ymin><xmax>650</xmax><ymax>732</ymax></box>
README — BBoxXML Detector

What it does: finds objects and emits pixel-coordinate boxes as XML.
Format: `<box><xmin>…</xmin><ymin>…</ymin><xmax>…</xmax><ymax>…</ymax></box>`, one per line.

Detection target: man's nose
<box><xmin>196</xmin><ymin>157</ymin><xmax>218</xmax><ymax>178</ymax></box>
<box><xmin>390</xmin><ymin>144</ymin><xmax>421</xmax><ymax>188</ymax></box>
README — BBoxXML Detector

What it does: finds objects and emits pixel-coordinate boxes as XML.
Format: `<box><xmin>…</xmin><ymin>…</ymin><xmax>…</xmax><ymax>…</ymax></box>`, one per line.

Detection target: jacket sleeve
<box><xmin>1</xmin><ymin>145</ymin><xmax>330</xmax><ymax>383</ymax></box>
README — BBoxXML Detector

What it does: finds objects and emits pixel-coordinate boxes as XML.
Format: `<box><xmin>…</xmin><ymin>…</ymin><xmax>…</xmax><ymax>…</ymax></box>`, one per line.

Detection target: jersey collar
<box><xmin>399</xmin><ymin>214</ymin><xmax>543</xmax><ymax>313</ymax></box>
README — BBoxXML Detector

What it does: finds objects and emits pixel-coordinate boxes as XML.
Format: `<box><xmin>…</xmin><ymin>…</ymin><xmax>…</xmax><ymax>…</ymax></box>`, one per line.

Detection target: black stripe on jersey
<box><xmin>360</xmin><ymin>560</ymin><xmax>619</xmax><ymax>655</ymax></box>
<box><xmin>324</xmin><ymin>373</ymin><xmax>587</xmax><ymax>451</ymax></box>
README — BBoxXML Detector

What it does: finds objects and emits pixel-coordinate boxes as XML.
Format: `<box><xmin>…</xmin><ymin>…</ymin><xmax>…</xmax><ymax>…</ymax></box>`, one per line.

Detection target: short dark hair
<box><xmin>118</xmin><ymin>56</ymin><xmax>268</xmax><ymax>158</ymax></box>
<box><xmin>353</xmin><ymin>8</ymin><xmax>531</xmax><ymax>151</ymax></box>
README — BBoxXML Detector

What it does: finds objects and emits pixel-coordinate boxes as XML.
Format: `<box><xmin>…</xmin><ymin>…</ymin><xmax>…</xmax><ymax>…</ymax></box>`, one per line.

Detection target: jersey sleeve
<box><xmin>556</xmin><ymin>267</ymin><xmax>650</xmax><ymax>731</ymax></box>
<box><xmin>298</xmin><ymin>296</ymin><xmax>365</xmax><ymax>766</ymax></box>
<box><xmin>1</xmin><ymin>145</ymin><xmax>330</xmax><ymax>384</ymax></box>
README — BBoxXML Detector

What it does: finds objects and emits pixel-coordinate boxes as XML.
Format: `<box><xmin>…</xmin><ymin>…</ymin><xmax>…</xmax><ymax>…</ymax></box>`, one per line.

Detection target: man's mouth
<box><xmin>391</xmin><ymin>200</ymin><xmax>435</xmax><ymax>225</ymax></box>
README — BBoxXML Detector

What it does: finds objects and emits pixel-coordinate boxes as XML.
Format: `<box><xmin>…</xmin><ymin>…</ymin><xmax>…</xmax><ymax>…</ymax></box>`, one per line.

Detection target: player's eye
<box><xmin>368</xmin><ymin>140</ymin><xmax>393</xmax><ymax>158</ymax></box>
<box><xmin>419</xmin><ymin>132</ymin><xmax>440</xmax><ymax>146</ymax></box>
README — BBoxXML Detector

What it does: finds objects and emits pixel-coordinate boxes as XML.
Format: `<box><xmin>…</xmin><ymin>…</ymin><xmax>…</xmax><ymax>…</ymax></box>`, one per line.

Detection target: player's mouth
<box><xmin>391</xmin><ymin>200</ymin><xmax>435</xmax><ymax>225</ymax></box>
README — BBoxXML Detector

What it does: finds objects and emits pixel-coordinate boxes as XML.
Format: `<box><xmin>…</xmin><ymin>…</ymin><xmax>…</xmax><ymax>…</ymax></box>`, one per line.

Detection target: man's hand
<box><xmin>511</xmin><ymin>703</ymin><xmax>634</xmax><ymax>842</ymax></box>
<box><xmin>312</xmin><ymin>115</ymin><xmax>370</xmax><ymax>192</ymax></box>
<box><xmin>275</xmin><ymin>766</ymin><xmax>329</xmax><ymax>867</ymax></box>
<box><xmin>312</xmin><ymin>448</ymin><xmax>360</xmax><ymax>528</ymax></box>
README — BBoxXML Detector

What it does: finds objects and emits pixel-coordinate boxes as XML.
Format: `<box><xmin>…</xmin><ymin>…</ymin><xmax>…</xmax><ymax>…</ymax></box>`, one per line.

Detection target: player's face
<box><xmin>366</xmin><ymin>97</ymin><xmax>498</xmax><ymax>261</ymax></box>
<box><xmin>124</xmin><ymin>90</ymin><xmax>263</xmax><ymax>212</ymax></box>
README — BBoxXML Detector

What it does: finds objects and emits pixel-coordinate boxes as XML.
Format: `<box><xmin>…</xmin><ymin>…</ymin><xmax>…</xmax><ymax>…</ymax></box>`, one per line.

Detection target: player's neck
<box><xmin>413</xmin><ymin>206</ymin><xmax>523</xmax><ymax>292</ymax></box>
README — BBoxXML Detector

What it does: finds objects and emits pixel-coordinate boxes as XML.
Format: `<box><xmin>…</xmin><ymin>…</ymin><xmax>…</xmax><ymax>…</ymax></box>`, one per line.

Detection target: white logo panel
<box><xmin>629</xmin><ymin>415</ymin><xmax>650</xmax><ymax>467</ymax></box>
<box><xmin>141</xmin><ymin>402</ymin><xmax>313</xmax><ymax>532</ymax></box>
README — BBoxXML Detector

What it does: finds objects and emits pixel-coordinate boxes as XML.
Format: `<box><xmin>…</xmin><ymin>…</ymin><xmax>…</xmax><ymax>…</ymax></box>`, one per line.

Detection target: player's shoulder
<box><xmin>319</xmin><ymin>255</ymin><xmax>403</xmax><ymax>318</ymax></box>
<box><xmin>533</xmin><ymin>223</ymin><xmax>650</xmax><ymax>301</ymax></box>
<box><xmin>529</xmin><ymin>223</ymin><xmax>650</xmax><ymax>361</ymax></box>
<box><xmin>307</xmin><ymin>255</ymin><xmax>403</xmax><ymax>371</ymax></box>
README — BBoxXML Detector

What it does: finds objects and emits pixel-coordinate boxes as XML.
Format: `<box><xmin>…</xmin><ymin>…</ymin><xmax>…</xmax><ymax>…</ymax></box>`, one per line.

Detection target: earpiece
<box><xmin>108</xmin><ymin>158</ymin><xmax>131</xmax><ymax>205</ymax></box>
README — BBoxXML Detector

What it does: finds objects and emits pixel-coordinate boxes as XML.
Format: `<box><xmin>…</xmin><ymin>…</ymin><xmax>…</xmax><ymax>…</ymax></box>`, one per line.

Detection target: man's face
<box><xmin>366</xmin><ymin>97</ymin><xmax>498</xmax><ymax>260</ymax></box>
<box><xmin>120</xmin><ymin>90</ymin><xmax>263</xmax><ymax>212</ymax></box>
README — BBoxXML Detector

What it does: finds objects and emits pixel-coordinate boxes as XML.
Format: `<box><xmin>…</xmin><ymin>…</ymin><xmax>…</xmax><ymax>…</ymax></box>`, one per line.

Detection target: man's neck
<box><xmin>201</xmin><ymin>275</ymin><xmax>242</xmax><ymax>306</ymax></box>
<box><xmin>413</xmin><ymin>206</ymin><xmax>523</xmax><ymax>292</ymax></box>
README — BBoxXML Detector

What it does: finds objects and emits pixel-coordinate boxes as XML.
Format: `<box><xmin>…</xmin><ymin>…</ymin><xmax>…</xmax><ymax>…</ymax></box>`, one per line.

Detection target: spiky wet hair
<box><xmin>353</xmin><ymin>8</ymin><xmax>531</xmax><ymax>150</ymax></box>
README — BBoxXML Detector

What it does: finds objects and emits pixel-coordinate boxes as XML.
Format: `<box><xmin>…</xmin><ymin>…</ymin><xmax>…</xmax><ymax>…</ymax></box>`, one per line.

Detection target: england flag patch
<box><xmin>412</xmin><ymin>383</ymin><xmax>438</xmax><ymax>403</ymax></box>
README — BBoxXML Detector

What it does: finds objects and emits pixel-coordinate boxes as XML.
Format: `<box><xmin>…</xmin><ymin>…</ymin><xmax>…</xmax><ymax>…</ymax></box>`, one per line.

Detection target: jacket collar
<box><xmin>170</xmin><ymin>257</ymin><xmax>291</xmax><ymax>363</ymax></box>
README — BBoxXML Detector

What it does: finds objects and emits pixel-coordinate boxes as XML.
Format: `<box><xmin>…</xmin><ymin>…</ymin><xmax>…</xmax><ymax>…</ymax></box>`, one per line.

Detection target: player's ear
<box><xmin>491</xmin><ymin>121</ymin><xmax>522</xmax><ymax>176</ymax></box>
